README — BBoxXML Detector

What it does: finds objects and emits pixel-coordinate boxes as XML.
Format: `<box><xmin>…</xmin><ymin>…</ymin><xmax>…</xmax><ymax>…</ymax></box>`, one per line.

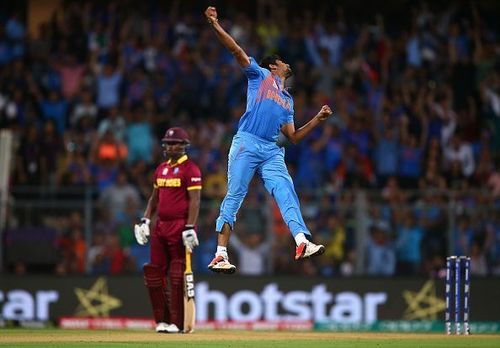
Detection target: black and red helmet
<box><xmin>162</xmin><ymin>127</ymin><xmax>190</xmax><ymax>144</ymax></box>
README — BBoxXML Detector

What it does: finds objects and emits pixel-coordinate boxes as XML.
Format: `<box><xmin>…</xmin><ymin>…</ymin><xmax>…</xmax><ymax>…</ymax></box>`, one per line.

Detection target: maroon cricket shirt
<box><xmin>153</xmin><ymin>155</ymin><xmax>202</xmax><ymax>221</ymax></box>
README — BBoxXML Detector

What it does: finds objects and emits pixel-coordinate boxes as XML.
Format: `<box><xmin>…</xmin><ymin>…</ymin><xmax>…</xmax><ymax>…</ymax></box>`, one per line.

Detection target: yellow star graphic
<box><xmin>402</xmin><ymin>280</ymin><xmax>446</xmax><ymax>320</ymax></box>
<box><xmin>74</xmin><ymin>277</ymin><xmax>122</xmax><ymax>317</ymax></box>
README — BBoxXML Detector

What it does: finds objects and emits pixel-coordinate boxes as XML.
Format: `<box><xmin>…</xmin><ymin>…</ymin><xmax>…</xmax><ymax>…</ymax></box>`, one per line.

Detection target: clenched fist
<box><xmin>205</xmin><ymin>6</ymin><xmax>218</xmax><ymax>24</ymax></box>
<box><xmin>315</xmin><ymin>105</ymin><xmax>333</xmax><ymax>121</ymax></box>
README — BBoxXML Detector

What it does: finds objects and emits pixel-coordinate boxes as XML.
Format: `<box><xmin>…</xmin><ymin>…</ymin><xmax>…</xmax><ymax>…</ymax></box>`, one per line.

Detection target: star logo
<box><xmin>402</xmin><ymin>280</ymin><xmax>446</xmax><ymax>320</ymax></box>
<box><xmin>74</xmin><ymin>277</ymin><xmax>122</xmax><ymax>317</ymax></box>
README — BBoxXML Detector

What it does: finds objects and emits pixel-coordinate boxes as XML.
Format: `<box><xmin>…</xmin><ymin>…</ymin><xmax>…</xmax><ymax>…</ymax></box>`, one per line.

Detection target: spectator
<box><xmin>5</xmin><ymin>13</ymin><xmax>25</xmax><ymax>59</ymax></box>
<box><xmin>365</xmin><ymin>223</ymin><xmax>395</xmax><ymax>276</ymax></box>
<box><xmin>97</xmin><ymin>106</ymin><xmax>126</xmax><ymax>142</ymax></box>
<box><xmin>444</xmin><ymin>133</ymin><xmax>475</xmax><ymax>177</ymax></box>
<box><xmin>230</xmin><ymin>231</ymin><xmax>272</xmax><ymax>275</ymax></box>
<box><xmin>107</xmin><ymin>234</ymin><xmax>126</xmax><ymax>275</ymax></box>
<box><xmin>335</xmin><ymin>143</ymin><xmax>375</xmax><ymax>188</ymax></box>
<box><xmin>70</xmin><ymin>89</ymin><xmax>98</xmax><ymax>129</ymax></box>
<box><xmin>54</xmin><ymin>54</ymin><xmax>86</xmax><ymax>99</ymax></box>
<box><xmin>323</xmin><ymin>123</ymin><xmax>343</xmax><ymax>174</ymax></box>
<box><xmin>398</xmin><ymin>134</ymin><xmax>423</xmax><ymax>189</ymax></box>
<box><xmin>395</xmin><ymin>210</ymin><xmax>423</xmax><ymax>275</ymax></box>
<box><xmin>374</xmin><ymin>126</ymin><xmax>399</xmax><ymax>186</ymax></box>
<box><xmin>57</xmin><ymin>147</ymin><xmax>92</xmax><ymax>186</ymax></box>
<box><xmin>40</xmin><ymin>119</ymin><xmax>64</xmax><ymax>185</ymax></box>
<box><xmin>89</xmin><ymin>234</ymin><xmax>106</xmax><ymax>274</ymax></box>
<box><xmin>14</xmin><ymin>124</ymin><xmax>42</xmax><ymax>185</ymax></box>
<box><xmin>95</xmin><ymin>62</ymin><xmax>123</xmax><ymax>112</ymax></box>
<box><xmin>469</xmin><ymin>242</ymin><xmax>488</xmax><ymax>276</ymax></box>
<box><xmin>37</xmin><ymin>90</ymin><xmax>69</xmax><ymax>135</ymax></box>
<box><xmin>99</xmin><ymin>169</ymin><xmax>141</xmax><ymax>220</ymax></box>
<box><xmin>321</xmin><ymin>214</ymin><xmax>346</xmax><ymax>265</ymax></box>
<box><xmin>93</xmin><ymin>208</ymin><xmax>118</xmax><ymax>236</ymax></box>
<box><xmin>125</xmin><ymin>108</ymin><xmax>154</xmax><ymax>164</ymax></box>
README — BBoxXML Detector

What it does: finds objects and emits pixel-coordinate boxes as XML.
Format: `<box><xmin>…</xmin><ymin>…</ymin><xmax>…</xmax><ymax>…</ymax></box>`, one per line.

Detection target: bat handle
<box><xmin>185</xmin><ymin>247</ymin><xmax>192</xmax><ymax>272</ymax></box>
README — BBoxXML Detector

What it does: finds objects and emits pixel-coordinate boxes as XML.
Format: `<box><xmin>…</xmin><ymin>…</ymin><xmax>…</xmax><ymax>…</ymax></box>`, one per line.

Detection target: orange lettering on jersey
<box><xmin>265</xmin><ymin>89</ymin><xmax>291</xmax><ymax>111</ymax></box>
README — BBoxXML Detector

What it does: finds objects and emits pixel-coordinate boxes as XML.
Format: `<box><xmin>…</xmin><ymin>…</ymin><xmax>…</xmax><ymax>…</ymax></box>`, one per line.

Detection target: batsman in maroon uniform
<box><xmin>134</xmin><ymin>127</ymin><xmax>202</xmax><ymax>333</ymax></box>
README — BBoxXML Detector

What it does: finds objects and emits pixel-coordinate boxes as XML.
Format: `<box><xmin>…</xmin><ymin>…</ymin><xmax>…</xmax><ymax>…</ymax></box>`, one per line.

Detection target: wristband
<box><xmin>141</xmin><ymin>217</ymin><xmax>151</xmax><ymax>225</ymax></box>
<box><xmin>185</xmin><ymin>224</ymin><xmax>194</xmax><ymax>229</ymax></box>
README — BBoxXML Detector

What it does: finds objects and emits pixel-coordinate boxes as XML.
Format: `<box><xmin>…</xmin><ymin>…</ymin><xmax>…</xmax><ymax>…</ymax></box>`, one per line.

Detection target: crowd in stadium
<box><xmin>1</xmin><ymin>0</ymin><xmax>499</xmax><ymax>277</ymax></box>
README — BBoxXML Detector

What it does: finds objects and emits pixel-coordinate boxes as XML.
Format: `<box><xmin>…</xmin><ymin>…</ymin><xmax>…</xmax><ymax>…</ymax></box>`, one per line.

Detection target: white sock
<box><xmin>294</xmin><ymin>233</ymin><xmax>308</xmax><ymax>246</ymax></box>
<box><xmin>216</xmin><ymin>246</ymin><xmax>228</xmax><ymax>258</ymax></box>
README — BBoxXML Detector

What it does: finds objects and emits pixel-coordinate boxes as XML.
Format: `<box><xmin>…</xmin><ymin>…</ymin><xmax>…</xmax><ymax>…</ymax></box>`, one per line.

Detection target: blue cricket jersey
<box><xmin>238</xmin><ymin>57</ymin><xmax>294</xmax><ymax>142</ymax></box>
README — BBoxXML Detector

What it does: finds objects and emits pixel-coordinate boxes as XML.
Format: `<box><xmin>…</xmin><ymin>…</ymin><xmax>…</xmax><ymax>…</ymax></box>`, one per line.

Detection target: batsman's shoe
<box><xmin>156</xmin><ymin>322</ymin><xmax>170</xmax><ymax>333</ymax></box>
<box><xmin>165</xmin><ymin>324</ymin><xmax>180</xmax><ymax>333</ymax></box>
<box><xmin>295</xmin><ymin>241</ymin><xmax>325</xmax><ymax>260</ymax></box>
<box><xmin>156</xmin><ymin>322</ymin><xmax>180</xmax><ymax>333</ymax></box>
<box><xmin>208</xmin><ymin>255</ymin><xmax>236</xmax><ymax>274</ymax></box>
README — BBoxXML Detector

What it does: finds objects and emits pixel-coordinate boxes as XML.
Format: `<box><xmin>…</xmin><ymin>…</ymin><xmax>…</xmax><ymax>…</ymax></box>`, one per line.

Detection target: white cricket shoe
<box><xmin>208</xmin><ymin>255</ymin><xmax>236</xmax><ymax>274</ymax></box>
<box><xmin>165</xmin><ymin>324</ymin><xmax>180</xmax><ymax>333</ymax></box>
<box><xmin>295</xmin><ymin>241</ymin><xmax>325</xmax><ymax>260</ymax></box>
<box><xmin>156</xmin><ymin>322</ymin><xmax>180</xmax><ymax>333</ymax></box>
<box><xmin>156</xmin><ymin>322</ymin><xmax>169</xmax><ymax>333</ymax></box>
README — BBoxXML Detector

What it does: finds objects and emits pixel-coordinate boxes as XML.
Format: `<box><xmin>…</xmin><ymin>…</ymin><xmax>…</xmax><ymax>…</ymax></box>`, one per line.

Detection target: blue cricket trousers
<box><xmin>215</xmin><ymin>131</ymin><xmax>310</xmax><ymax>238</ymax></box>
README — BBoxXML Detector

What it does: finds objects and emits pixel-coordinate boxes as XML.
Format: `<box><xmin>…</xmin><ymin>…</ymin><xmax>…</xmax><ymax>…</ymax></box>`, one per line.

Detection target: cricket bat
<box><xmin>183</xmin><ymin>247</ymin><xmax>195</xmax><ymax>333</ymax></box>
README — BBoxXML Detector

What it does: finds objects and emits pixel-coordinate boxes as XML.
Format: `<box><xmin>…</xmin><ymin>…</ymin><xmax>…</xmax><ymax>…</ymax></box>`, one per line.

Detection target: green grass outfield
<box><xmin>1</xmin><ymin>329</ymin><xmax>500</xmax><ymax>348</ymax></box>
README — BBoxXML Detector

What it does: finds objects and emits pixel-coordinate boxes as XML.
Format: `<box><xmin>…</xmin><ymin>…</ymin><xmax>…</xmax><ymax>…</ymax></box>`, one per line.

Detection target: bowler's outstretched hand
<box><xmin>205</xmin><ymin>6</ymin><xmax>218</xmax><ymax>24</ymax></box>
<box><xmin>316</xmin><ymin>105</ymin><xmax>333</xmax><ymax>121</ymax></box>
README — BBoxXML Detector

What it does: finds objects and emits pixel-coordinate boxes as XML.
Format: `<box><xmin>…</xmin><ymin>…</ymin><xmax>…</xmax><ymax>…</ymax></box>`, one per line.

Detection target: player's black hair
<box><xmin>259</xmin><ymin>54</ymin><xmax>282</xmax><ymax>71</ymax></box>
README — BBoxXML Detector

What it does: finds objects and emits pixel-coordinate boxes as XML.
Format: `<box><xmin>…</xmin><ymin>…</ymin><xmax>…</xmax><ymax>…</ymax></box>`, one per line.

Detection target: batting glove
<box><xmin>182</xmin><ymin>225</ymin><xmax>199</xmax><ymax>253</ymax></box>
<box><xmin>134</xmin><ymin>218</ymin><xmax>151</xmax><ymax>245</ymax></box>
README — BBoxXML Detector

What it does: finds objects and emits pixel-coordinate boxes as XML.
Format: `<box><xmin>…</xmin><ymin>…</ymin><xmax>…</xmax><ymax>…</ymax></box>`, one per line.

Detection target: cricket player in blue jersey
<box><xmin>205</xmin><ymin>6</ymin><xmax>333</xmax><ymax>274</ymax></box>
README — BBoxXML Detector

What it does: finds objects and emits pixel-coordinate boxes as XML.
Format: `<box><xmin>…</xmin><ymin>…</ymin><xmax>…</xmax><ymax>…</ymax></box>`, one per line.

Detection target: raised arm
<box><xmin>205</xmin><ymin>6</ymin><xmax>250</xmax><ymax>68</ymax></box>
<box><xmin>281</xmin><ymin>105</ymin><xmax>333</xmax><ymax>144</ymax></box>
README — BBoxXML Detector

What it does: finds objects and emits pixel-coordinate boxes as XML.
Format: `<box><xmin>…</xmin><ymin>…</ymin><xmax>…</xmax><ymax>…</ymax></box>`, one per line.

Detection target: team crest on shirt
<box><xmin>173</xmin><ymin>168</ymin><xmax>179</xmax><ymax>175</ymax></box>
<box><xmin>162</xmin><ymin>168</ymin><xmax>169</xmax><ymax>175</ymax></box>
